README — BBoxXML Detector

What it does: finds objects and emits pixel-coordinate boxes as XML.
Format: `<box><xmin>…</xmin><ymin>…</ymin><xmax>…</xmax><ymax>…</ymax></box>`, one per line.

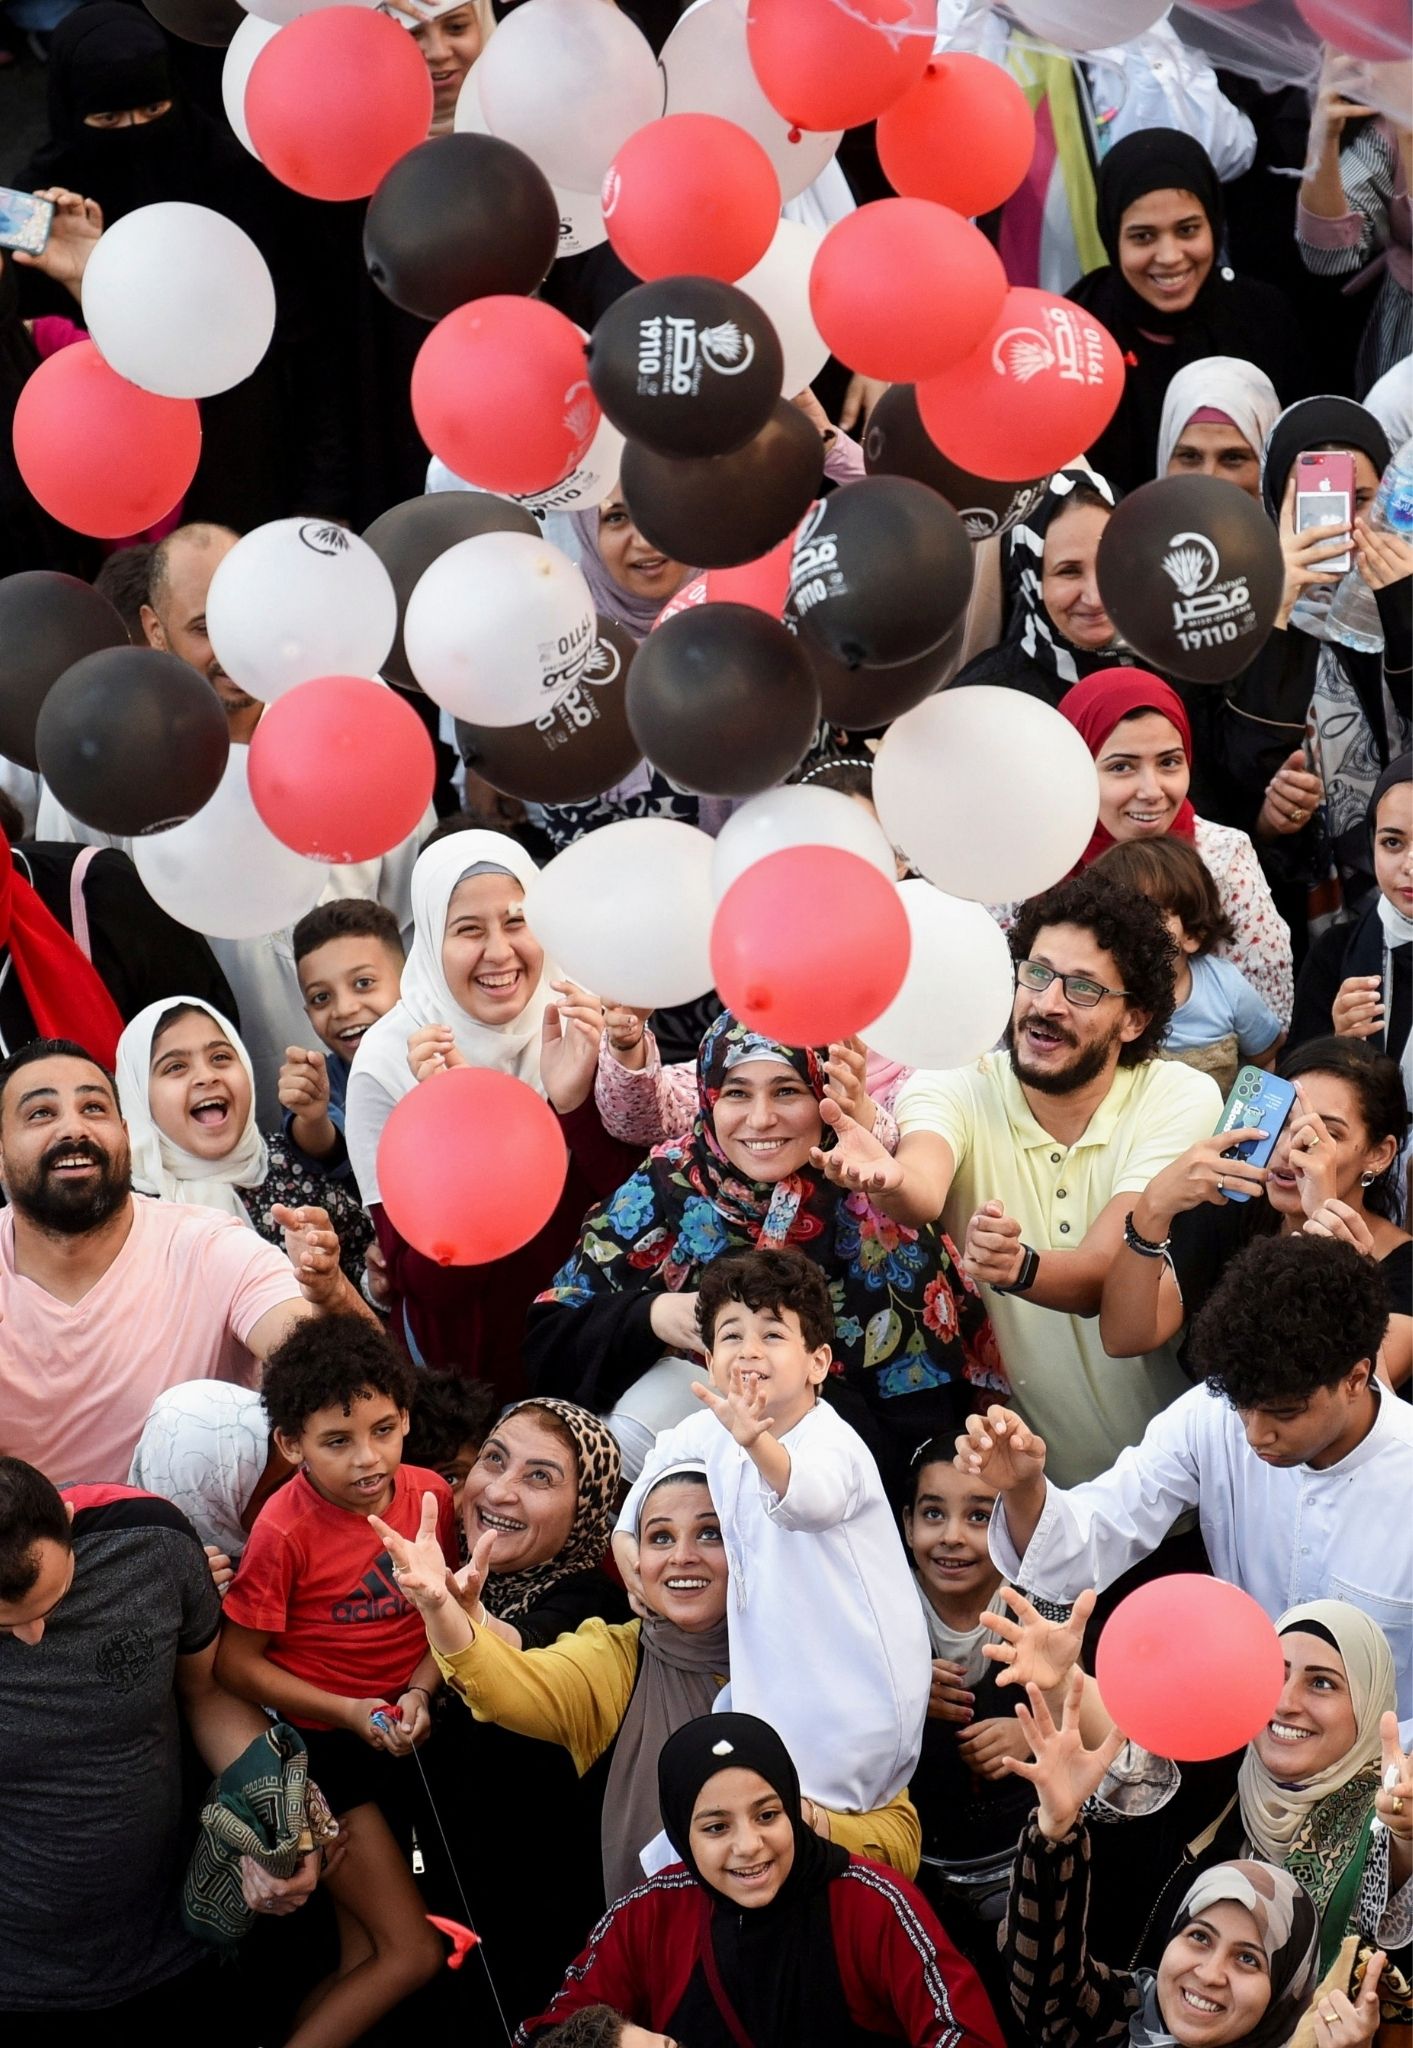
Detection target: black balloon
<box><xmin>620</xmin><ymin>401</ymin><xmax>823</xmax><ymax>571</ymax></box>
<box><xmin>364</xmin><ymin>135</ymin><xmax>560</xmax><ymax>323</ymax></box>
<box><xmin>786</xmin><ymin>601</ymin><xmax>962</xmax><ymax>732</ymax></box>
<box><xmin>0</xmin><ymin>572</ymin><xmax>128</xmax><ymax>772</ymax></box>
<box><xmin>863</xmin><ymin>385</ymin><xmax>1047</xmax><ymax>543</ymax></box>
<box><xmin>1096</xmin><ymin>474</ymin><xmax>1284</xmax><ymax>685</ymax></box>
<box><xmin>587</xmin><ymin>277</ymin><xmax>784</xmax><ymax>459</ymax></box>
<box><xmin>455</xmin><ymin>617</ymin><xmax>642</xmax><ymax>805</ymax></box>
<box><xmin>37</xmin><ymin>647</ymin><xmax>230</xmax><ymax>837</ymax></box>
<box><xmin>143</xmin><ymin>0</ymin><xmax>243</xmax><ymax>43</ymax></box>
<box><xmin>363</xmin><ymin>491</ymin><xmax>541</xmax><ymax>689</ymax></box>
<box><xmin>789</xmin><ymin>477</ymin><xmax>973</xmax><ymax>669</ymax></box>
<box><xmin>626</xmin><ymin>603</ymin><xmax>819</xmax><ymax>797</ymax></box>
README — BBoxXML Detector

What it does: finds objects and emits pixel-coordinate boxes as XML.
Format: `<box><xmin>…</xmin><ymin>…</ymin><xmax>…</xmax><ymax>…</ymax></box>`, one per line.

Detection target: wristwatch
<box><xmin>990</xmin><ymin>1243</ymin><xmax>1040</xmax><ymax>1295</ymax></box>
<box><xmin>1123</xmin><ymin>1211</ymin><xmax>1172</xmax><ymax>1260</ymax></box>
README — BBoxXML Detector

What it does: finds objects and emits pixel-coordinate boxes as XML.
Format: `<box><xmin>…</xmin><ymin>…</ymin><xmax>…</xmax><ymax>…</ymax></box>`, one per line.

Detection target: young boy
<box><xmin>613</xmin><ymin>1249</ymin><xmax>930</xmax><ymax>1838</ymax></box>
<box><xmin>405</xmin><ymin>1369</ymin><xmax>499</xmax><ymax>1529</ymax></box>
<box><xmin>216</xmin><ymin>1315</ymin><xmax>453</xmax><ymax>2046</ymax></box>
<box><xmin>279</xmin><ymin>899</ymin><xmax>405</xmax><ymax>1172</ymax></box>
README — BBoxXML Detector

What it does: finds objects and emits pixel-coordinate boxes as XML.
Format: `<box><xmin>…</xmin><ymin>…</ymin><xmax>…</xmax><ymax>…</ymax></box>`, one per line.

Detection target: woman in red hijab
<box><xmin>0</xmin><ymin>827</ymin><xmax>123</xmax><ymax>1068</ymax></box>
<box><xmin>1059</xmin><ymin>669</ymin><xmax>1293</xmax><ymax>1027</ymax></box>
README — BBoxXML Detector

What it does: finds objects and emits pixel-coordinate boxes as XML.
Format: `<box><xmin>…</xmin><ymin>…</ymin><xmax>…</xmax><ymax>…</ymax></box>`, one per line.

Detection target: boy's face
<box><xmin>297</xmin><ymin>935</ymin><xmax>403</xmax><ymax>1061</ymax></box>
<box><xmin>706</xmin><ymin>1301</ymin><xmax>831</xmax><ymax>1434</ymax></box>
<box><xmin>434</xmin><ymin>1438</ymin><xmax>480</xmax><ymax>1517</ymax></box>
<box><xmin>276</xmin><ymin>1390</ymin><xmax>409</xmax><ymax>1515</ymax></box>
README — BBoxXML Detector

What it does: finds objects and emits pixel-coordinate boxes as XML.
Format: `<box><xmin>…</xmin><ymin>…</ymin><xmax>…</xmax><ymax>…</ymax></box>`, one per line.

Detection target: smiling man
<box><xmin>818</xmin><ymin>870</ymin><xmax>1221</xmax><ymax>1487</ymax></box>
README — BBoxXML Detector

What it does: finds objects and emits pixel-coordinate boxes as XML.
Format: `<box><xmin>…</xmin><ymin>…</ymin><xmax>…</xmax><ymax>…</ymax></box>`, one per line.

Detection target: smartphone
<box><xmin>1213</xmin><ymin>1066</ymin><xmax>1298</xmax><ymax>1200</ymax></box>
<box><xmin>0</xmin><ymin>188</ymin><xmax>53</xmax><ymax>258</ymax></box>
<box><xmin>1295</xmin><ymin>450</ymin><xmax>1356</xmax><ymax>575</ymax></box>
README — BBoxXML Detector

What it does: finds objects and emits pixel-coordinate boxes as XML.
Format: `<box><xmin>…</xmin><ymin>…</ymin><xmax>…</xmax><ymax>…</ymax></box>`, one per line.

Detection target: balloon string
<box><xmin>409</xmin><ymin>1742</ymin><xmax>515</xmax><ymax>2046</ymax></box>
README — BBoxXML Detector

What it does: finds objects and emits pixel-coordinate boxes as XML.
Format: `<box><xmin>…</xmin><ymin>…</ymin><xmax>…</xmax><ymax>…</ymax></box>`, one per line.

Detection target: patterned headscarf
<box><xmin>1128</xmin><ymin>1860</ymin><xmax>1320</xmax><ymax>2047</ymax></box>
<box><xmin>1002</xmin><ymin>467</ymin><xmax>1125</xmax><ymax>690</ymax></box>
<box><xmin>479</xmin><ymin>1397</ymin><xmax>622</xmax><ymax>1626</ymax></box>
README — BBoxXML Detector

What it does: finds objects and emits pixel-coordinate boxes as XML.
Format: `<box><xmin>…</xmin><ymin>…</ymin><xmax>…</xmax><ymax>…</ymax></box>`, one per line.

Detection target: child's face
<box><xmin>904</xmin><ymin>1460</ymin><xmax>1002</xmax><ymax>1607</ymax></box>
<box><xmin>434</xmin><ymin>1438</ymin><xmax>480</xmax><ymax>1517</ymax></box>
<box><xmin>1374</xmin><ymin>780</ymin><xmax>1412</xmax><ymax>919</ymax></box>
<box><xmin>277</xmin><ymin>1390</ymin><xmax>408</xmax><ymax>1515</ymax></box>
<box><xmin>707</xmin><ymin>1301</ymin><xmax>831</xmax><ymax>1435</ymax></box>
<box><xmin>297</xmin><ymin>935</ymin><xmax>403</xmax><ymax>1061</ymax></box>
<box><xmin>148</xmin><ymin>1010</ymin><xmax>252</xmax><ymax>1161</ymax></box>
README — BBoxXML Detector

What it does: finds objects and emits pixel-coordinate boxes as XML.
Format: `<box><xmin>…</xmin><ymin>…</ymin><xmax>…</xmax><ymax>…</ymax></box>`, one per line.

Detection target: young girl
<box><xmin>1093</xmin><ymin>836</ymin><xmax>1284</xmax><ymax>1093</ymax></box>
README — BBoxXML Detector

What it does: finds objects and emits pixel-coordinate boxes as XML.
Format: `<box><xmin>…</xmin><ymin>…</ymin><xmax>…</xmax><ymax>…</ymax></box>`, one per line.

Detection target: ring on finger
<box><xmin>1216</xmin><ymin>1175</ymin><xmax>1225</xmax><ymax>1192</ymax></box>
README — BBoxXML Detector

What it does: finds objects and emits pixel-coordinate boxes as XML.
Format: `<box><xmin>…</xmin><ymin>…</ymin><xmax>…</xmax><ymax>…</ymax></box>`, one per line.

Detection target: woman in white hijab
<box><xmin>1157</xmin><ymin>356</ymin><xmax>1283</xmax><ymax>500</ymax></box>
<box><xmin>115</xmin><ymin>996</ymin><xmax>372</xmax><ymax>1283</ymax></box>
<box><xmin>344</xmin><ymin>829</ymin><xmax>635</xmax><ymax>1390</ymax></box>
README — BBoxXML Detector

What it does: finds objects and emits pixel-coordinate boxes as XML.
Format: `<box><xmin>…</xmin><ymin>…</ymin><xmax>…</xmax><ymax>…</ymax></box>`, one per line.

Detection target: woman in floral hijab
<box><xmin>526</xmin><ymin>1011</ymin><xmax>1002</xmax><ymax>1474</ymax></box>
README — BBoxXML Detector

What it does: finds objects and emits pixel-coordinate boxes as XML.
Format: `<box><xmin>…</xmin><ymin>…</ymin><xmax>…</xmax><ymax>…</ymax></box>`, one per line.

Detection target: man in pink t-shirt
<box><xmin>0</xmin><ymin>1040</ymin><xmax>379</xmax><ymax>1484</ymax></box>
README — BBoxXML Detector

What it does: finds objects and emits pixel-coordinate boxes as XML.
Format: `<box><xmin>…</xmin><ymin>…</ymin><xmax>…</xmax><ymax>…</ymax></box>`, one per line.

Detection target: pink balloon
<box><xmin>1095</xmin><ymin>1577</ymin><xmax>1285</xmax><ymax>1762</ymax></box>
<box><xmin>248</xmin><ymin>675</ymin><xmax>434</xmax><ymax>863</ymax></box>
<box><xmin>377</xmin><ymin>1067</ymin><xmax>568</xmax><ymax>1266</ymax></box>
<box><xmin>245</xmin><ymin>9</ymin><xmax>433</xmax><ymax>201</ymax></box>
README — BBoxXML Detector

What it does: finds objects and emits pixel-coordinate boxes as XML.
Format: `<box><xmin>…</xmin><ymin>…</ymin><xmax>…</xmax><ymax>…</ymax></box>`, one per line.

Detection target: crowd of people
<box><xmin>0</xmin><ymin>1</ymin><xmax>1411</xmax><ymax>2045</ymax></box>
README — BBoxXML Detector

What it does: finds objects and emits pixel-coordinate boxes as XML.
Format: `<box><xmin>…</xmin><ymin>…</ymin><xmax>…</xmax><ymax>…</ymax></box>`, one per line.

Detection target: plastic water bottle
<box><xmin>1326</xmin><ymin>436</ymin><xmax>1413</xmax><ymax>655</ymax></box>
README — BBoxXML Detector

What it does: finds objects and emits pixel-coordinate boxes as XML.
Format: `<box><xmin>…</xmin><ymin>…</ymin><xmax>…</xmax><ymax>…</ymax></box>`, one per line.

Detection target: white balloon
<box><xmin>223</xmin><ymin>13</ymin><xmax>280</xmax><ymax>156</ymax></box>
<box><xmin>514</xmin><ymin>410</ymin><xmax>626</xmax><ymax>516</ymax></box>
<box><xmin>862</xmin><ymin>880</ymin><xmax>1014</xmax><ymax>1069</ymax></box>
<box><xmin>404</xmin><ymin>531</ymin><xmax>596</xmax><ymax>727</ymax></box>
<box><xmin>133</xmin><ymin>748</ymin><xmax>328</xmax><ymax>940</ymax></box>
<box><xmin>1005</xmin><ymin>0</ymin><xmax>1168</xmax><ymax>54</ymax></box>
<box><xmin>207</xmin><ymin>519</ymin><xmax>397</xmax><ymax>703</ymax></box>
<box><xmin>525</xmin><ymin>818</ymin><xmax>716</xmax><ymax>1007</ymax></box>
<box><xmin>475</xmin><ymin>0</ymin><xmax>663</xmax><ymax>194</ymax></box>
<box><xmin>733</xmin><ymin>219</ymin><xmax>828</xmax><ymax>396</ymax></box>
<box><xmin>661</xmin><ymin>0</ymin><xmax>840</xmax><ymax>203</ymax></box>
<box><xmin>711</xmin><ymin>785</ymin><xmax>896</xmax><ymax>900</ymax></box>
<box><xmin>239</xmin><ymin>0</ymin><xmax>377</xmax><ymax>24</ymax></box>
<box><xmin>873</xmin><ymin>689</ymin><xmax>1099</xmax><ymax>904</ymax></box>
<box><xmin>80</xmin><ymin>203</ymin><xmax>276</xmax><ymax>400</ymax></box>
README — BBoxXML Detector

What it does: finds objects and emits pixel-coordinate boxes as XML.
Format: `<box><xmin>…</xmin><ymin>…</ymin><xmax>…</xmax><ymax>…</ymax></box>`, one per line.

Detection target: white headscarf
<box><xmin>1155</xmin><ymin>356</ymin><xmax>1283</xmax><ymax>482</ymax></box>
<box><xmin>345</xmin><ymin>830</ymin><xmax>551</xmax><ymax>1205</ymax></box>
<box><xmin>128</xmin><ymin>1381</ymin><xmax>274</xmax><ymax>1558</ymax></box>
<box><xmin>115</xmin><ymin>997</ymin><xmax>268</xmax><ymax>1224</ymax></box>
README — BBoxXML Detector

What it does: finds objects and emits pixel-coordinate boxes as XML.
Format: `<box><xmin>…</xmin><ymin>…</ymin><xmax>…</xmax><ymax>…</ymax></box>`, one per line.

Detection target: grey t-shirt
<box><xmin>0</xmin><ymin>1488</ymin><xmax>220</xmax><ymax>2012</ymax></box>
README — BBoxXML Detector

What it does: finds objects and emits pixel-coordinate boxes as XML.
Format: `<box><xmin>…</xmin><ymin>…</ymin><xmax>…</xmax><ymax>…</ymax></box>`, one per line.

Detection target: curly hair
<box><xmin>260</xmin><ymin>1314</ymin><xmax>418</xmax><ymax>1438</ymax></box>
<box><xmin>1191</xmin><ymin>1233</ymin><xmax>1389</xmax><ymax>1410</ymax></box>
<box><xmin>405</xmin><ymin>1372</ymin><xmax>498</xmax><ymax>1470</ymax></box>
<box><xmin>1009</xmin><ymin>868</ymin><xmax>1179</xmax><ymax>1065</ymax></box>
<box><xmin>696</xmin><ymin>1247</ymin><xmax>835</xmax><ymax>1353</ymax></box>
<box><xmin>538</xmin><ymin>2009</ymin><xmax>627</xmax><ymax>2048</ymax></box>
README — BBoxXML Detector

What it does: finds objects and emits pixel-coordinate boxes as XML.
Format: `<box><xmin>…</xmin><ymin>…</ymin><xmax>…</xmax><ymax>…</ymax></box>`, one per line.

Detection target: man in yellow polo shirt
<box><xmin>818</xmin><ymin>870</ymin><xmax>1221</xmax><ymax>1487</ymax></box>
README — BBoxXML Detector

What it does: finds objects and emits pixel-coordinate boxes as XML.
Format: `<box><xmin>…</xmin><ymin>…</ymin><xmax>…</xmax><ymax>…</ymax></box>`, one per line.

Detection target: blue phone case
<box><xmin>1213</xmin><ymin>1066</ymin><xmax>1297</xmax><ymax>1200</ymax></box>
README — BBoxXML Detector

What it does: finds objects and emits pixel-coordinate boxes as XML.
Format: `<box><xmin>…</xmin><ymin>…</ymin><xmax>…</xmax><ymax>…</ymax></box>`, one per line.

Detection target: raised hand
<box><xmin>954</xmin><ymin>1405</ymin><xmax>1047</xmax><ymax>1492</ymax></box>
<box><xmin>369</xmin><ymin>1492</ymin><xmax>451</xmax><ymax>1615</ymax></box>
<box><xmin>1004</xmin><ymin>1671</ymin><xmax>1127</xmax><ymax>1840</ymax></box>
<box><xmin>406</xmin><ymin>1023</ymin><xmax>466</xmax><ymax>1083</ymax></box>
<box><xmin>962</xmin><ymin>1199</ymin><xmax>1025</xmax><ymax>1289</ymax></box>
<box><xmin>1355</xmin><ymin>516</ymin><xmax>1413</xmax><ymax>592</ymax></box>
<box><xmin>602</xmin><ymin>1001</ymin><xmax>653</xmax><ymax>1070</ymax></box>
<box><xmin>1261</xmin><ymin>747</ymin><xmax>1324</xmax><ymax>838</ymax></box>
<box><xmin>278</xmin><ymin>1045</ymin><xmax>332</xmax><ymax>1119</ymax></box>
<box><xmin>810</xmin><ymin>1095</ymin><xmax>903</xmax><ymax>1194</ymax></box>
<box><xmin>1287</xmin><ymin>1081</ymin><xmax>1341</xmax><ymax>1215</ymax></box>
<box><xmin>1376</xmin><ymin>1713</ymin><xmax>1412</xmax><ymax>1844</ymax></box>
<box><xmin>539</xmin><ymin>982</ymin><xmax>605</xmax><ymax>1113</ymax></box>
<box><xmin>1136</xmin><ymin>1133</ymin><xmax>1270</xmax><ymax>1229</ymax></box>
<box><xmin>444</xmin><ymin>1527</ymin><xmax>498</xmax><ymax>1624</ymax></box>
<box><xmin>823</xmin><ymin>1036</ymin><xmax>876</xmax><ymax>1130</ymax></box>
<box><xmin>273</xmin><ymin>1204</ymin><xmax>344</xmax><ymax>1308</ymax></box>
<box><xmin>1310</xmin><ymin>1950</ymin><xmax>1387</xmax><ymax>2047</ymax></box>
<box><xmin>693</xmin><ymin>1359</ymin><xmax>777</xmax><ymax>1447</ymax></box>
<box><xmin>1332</xmin><ymin>974</ymin><xmax>1385</xmax><ymax>1041</ymax></box>
<box><xmin>983</xmin><ymin>1585</ymin><xmax>1095</xmax><ymax>1695</ymax></box>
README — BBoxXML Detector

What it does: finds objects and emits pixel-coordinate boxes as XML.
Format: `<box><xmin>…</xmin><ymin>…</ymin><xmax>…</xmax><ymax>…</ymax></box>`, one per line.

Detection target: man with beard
<box><xmin>0</xmin><ymin>1038</ymin><xmax>378</xmax><ymax>1485</ymax></box>
<box><xmin>817</xmin><ymin>871</ymin><xmax>1221</xmax><ymax>1487</ymax></box>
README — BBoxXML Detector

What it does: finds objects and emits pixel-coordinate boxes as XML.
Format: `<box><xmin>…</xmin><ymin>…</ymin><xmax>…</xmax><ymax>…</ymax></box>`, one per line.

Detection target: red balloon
<box><xmin>12</xmin><ymin>341</ymin><xmax>200</xmax><ymax>540</ymax></box>
<box><xmin>245</xmin><ymin>8</ymin><xmax>433</xmax><ymax>202</ymax></box>
<box><xmin>877</xmin><ymin>55</ymin><xmax>1035</xmax><ymax>218</ymax></box>
<box><xmin>708</xmin><ymin>530</ymin><xmax>795</xmax><ymax>614</ymax></box>
<box><xmin>746</xmin><ymin>0</ymin><xmax>935</xmax><ymax>132</ymax></box>
<box><xmin>810</xmin><ymin>199</ymin><xmax>1007</xmax><ymax>384</ymax></box>
<box><xmin>917</xmin><ymin>287</ymin><xmax>1124</xmax><ymax>483</ymax></box>
<box><xmin>1095</xmin><ymin>1577</ymin><xmax>1285</xmax><ymax>1763</ymax></box>
<box><xmin>248</xmin><ymin>675</ymin><xmax>435</xmax><ymax>863</ymax></box>
<box><xmin>1294</xmin><ymin>0</ymin><xmax>1408</xmax><ymax>58</ymax></box>
<box><xmin>411</xmin><ymin>297</ymin><xmax>598</xmax><ymax>496</ymax></box>
<box><xmin>603</xmin><ymin>115</ymin><xmax>781</xmax><ymax>284</ymax></box>
<box><xmin>711</xmin><ymin>846</ymin><xmax>910</xmax><ymax>1045</ymax></box>
<box><xmin>377</xmin><ymin>1066</ymin><xmax>568</xmax><ymax>1266</ymax></box>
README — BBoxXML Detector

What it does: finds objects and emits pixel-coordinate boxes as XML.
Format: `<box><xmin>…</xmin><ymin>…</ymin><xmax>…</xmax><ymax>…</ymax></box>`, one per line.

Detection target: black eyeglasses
<box><xmin>1015</xmin><ymin>959</ymin><xmax>1134</xmax><ymax>1010</ymax></box>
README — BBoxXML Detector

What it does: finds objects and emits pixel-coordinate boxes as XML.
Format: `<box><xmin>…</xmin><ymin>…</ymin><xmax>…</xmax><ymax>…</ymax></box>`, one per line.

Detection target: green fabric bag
<box><xmin>182</xmin><ymin>1722</ymin><xmax>321</xmax><ymax>1952</ymax></box>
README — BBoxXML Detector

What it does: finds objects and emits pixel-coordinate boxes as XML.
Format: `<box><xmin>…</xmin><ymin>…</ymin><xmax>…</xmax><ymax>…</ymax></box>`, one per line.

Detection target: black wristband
<box><xmin>1123</xmin><ymin>1210</ymin><xmax>1172</xmax><ymax>1259</ymax></box>
<box><xmin>990</xmin><ymin>1243</ymin><xmax>1040</xmax><ymax>1295</ymax></box>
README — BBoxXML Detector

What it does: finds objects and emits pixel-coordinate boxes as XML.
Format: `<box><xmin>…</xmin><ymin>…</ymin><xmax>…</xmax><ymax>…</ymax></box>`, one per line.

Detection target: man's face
<box><xmin>0</xmin><ymin>1537</ymin><xmax>75</xmax><ymax>1646</ymax></box>
<box><xmin>1236</xmin><ymin>1378</ymin><xmax>1362</xmax><ymax>1469</ymax></box>
<box><xmin>0</xmin><ymin>1056</ymin><xmax>131</xmax><ymax>1234</ymax></box>
<box><xmin>141</xmin><ymin>533</ymin><xmax>253</xmax><ymax>720</ymax></box>
<box><xmin>1006</xmin><ymin>921</ymin><xmax>1147</xmax><ymax>1098</ymax></box>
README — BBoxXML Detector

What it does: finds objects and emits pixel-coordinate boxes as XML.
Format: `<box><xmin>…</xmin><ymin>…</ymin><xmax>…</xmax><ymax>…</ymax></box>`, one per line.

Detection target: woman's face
<box><xmin>1117</xmin><ymin>188</ymin><xmax>1215</xmax><ymax>315</ymax></box>
<box><xmin>411</xmin><ymin>8</ymin><xmax>483</xmax><ymax>122</ymax></box>
<box><xmin>1251</xmin><ymin>1630</ymin><xmax>1360</xmax><ymax>1782</ymax></box>
<box><xmin>1041</xmin><ymin>501</ymin><xmax>1116</xmax><ymax>650</ymax></box>
<box><xmin>688</xmin><ymin>1766</ymin><xmax>796</xmax><ymax>1909</ymax></box>
<box><xmin>82</xmin><ymin>100</ymin><xmax>174</xmax><ymax>129</ymax></box>
<box><xmin>148</xmin><ymin>1011</ymin><xmax>252</xmax><ymax>1162</ymax></box>
<box><xmin>712</xmin><ymin>1059</ymin><xmax>824</xmax><ymax>1182</ymax></box>
<box><xmin>441</xmin><ymin>873</ymin><xmax>544</xmax><ymax>1026</ymax></box>
<box><xmin>1266</xmin><ymin>1071</ymin><xmax>1395</xmax><ymax>1217</ymax></box>
<box><xmin>1095</xmin><ymin>712</ymin><xmax>1191</xmax><ymax>842</ymax></box>
<box><xmin>462</xmin><ymin>1409</ymin><xmax>578</xmax><ymax>1573</ymax></box>
<box><xmin>596</xmin><ymin>494</ymin><xmax>692</xmax><ymax>606</ymax></box>
<box><xmin>1374</xmin><ymin>779</ymin><xmax>1413</xmax><ymax>918</ymax></box>
<box><xmin>1166</xmin><ymin>422</ymin><xmax>1261</xmax><ymax>499</ymax></box>
<box><xmin>637</xmin><ymin>1478</ymin><xmax>728</xmax><ymax>1632</ymax></box>
<box><xmin>1156</xmin><ymin>1899</ymin><xmax>1271</xmax><ymax>2046</ymax></box>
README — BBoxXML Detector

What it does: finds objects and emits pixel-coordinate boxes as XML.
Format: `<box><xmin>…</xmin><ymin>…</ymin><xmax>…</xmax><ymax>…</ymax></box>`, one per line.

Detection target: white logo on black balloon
<box><xmin>1161</xmin><ymin>528</ymin><xmax>1254</xmax><ymax>653</ymax></box>
<box><xmin>1161</xmin><ymin>531</ymin><xmax>1220</xmax><ymax>598</ymax></box>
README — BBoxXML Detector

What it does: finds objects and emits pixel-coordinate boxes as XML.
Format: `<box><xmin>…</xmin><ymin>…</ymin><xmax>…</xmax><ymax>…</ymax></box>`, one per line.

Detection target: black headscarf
<box><xmin>1260</xmin><ymin>395</ymin><xmax>1393</xmax><ymax>521</ymax></box>
<box><xmin>657</xmin><ymin>1712</ymin><xmax>853</xmax><ymax>2048</ymax></box>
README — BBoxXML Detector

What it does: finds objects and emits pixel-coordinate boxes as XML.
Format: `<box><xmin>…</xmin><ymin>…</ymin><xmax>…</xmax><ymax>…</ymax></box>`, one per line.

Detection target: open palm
<box><xmin>1005</xmin><ymin>1671</ymin><xmax>1126</xmax><ymax>1840</ymax></box>
<box><xmin>984</xmin><ymin>1586</ymin><xmax>1095</xmax><ymax>1695</ymax></box>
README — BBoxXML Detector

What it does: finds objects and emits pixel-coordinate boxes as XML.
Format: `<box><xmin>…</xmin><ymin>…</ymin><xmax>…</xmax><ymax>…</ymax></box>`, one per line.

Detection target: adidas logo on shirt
<box><xmin>331</xmin><ymin>1551</ymin><xmax>410</xmax><ymax>1623</ymax></box>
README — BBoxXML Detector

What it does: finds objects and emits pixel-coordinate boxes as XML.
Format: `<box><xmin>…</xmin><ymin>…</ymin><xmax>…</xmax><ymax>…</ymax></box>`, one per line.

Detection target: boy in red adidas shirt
<box><xmin>218</xmin><ymin>1315</ymin><xmax>453</xmax><ymax>2047</ymax></box>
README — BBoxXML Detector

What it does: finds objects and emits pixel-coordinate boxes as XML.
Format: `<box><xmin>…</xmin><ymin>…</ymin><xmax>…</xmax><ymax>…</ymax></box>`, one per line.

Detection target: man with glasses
<box><xmin>818</xmin><ymin>870</ymin><xmax>1221</xmax><ymax>1487</ymax></box>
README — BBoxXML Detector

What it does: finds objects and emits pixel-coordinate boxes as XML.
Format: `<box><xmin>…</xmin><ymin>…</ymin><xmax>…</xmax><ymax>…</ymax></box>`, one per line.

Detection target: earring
<box><xmin>1360</xmin><ymin>1170</ymin><xmax>1377</xmax><ymax>1187</ymax></box>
